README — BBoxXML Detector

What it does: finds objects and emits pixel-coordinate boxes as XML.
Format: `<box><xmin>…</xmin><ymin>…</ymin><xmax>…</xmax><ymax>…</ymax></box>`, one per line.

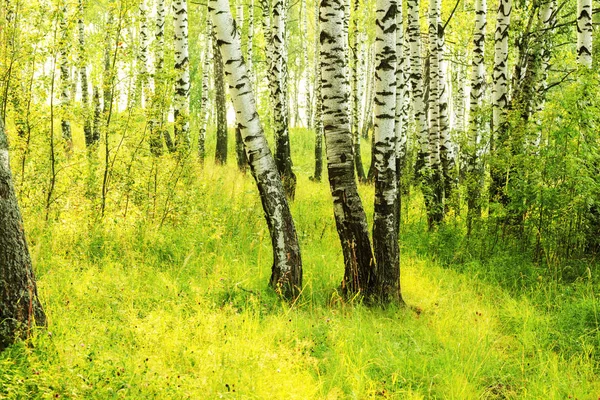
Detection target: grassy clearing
<box><xmin>1</xmin><ymin>127</ymin><xmax>599</xmax><ymax>399</ymax></box>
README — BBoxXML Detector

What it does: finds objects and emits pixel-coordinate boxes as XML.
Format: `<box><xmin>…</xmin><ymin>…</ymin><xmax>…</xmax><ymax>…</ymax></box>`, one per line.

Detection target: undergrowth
<box><xmin>1</xmin><ymin>126</ymin><xmax>599</xmax><ymax>399</ymax></box>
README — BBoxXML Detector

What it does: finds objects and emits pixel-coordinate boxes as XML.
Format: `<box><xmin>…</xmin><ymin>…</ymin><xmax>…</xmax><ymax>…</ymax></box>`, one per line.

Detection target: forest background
<box><xmin>1</xmin><ymin>0</ymin><xmax>600</xmax><ymax>397</ymax></box>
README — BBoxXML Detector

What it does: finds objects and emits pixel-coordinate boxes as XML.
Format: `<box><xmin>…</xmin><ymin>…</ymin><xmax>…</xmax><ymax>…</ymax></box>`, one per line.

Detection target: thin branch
<box><xmin>443</xmin><ymin>0</ymin><xmax>461</xmax><ymax>32</ymax></box>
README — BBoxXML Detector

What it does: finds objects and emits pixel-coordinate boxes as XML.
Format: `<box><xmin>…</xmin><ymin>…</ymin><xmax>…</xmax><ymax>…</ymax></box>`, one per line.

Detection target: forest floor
<box><xmin>1</xmin><ymin>128</ymin><xmax>599</xmax><ymax>399</ymax></box>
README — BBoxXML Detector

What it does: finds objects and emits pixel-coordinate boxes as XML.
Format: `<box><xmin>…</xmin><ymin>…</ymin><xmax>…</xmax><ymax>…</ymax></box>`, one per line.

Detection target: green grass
<box><xmin>1</xmin><ymin>126</ymin><xmax>599</xmax><ymax>399</ymax></box>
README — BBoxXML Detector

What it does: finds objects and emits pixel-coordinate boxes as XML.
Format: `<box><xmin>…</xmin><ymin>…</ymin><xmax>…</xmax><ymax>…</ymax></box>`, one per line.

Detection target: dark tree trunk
<box><xmin>214</xmin><ymin>29</ymin><xmax>228</xmax><ymax>165</ymax></box>
<box><xmin>0</xmin><ymin>117</ymin><xmax>46</xmax><ymax>351</ymax></box>
<box><xmin>235</xmin><ymin>125</ymin><xmax>248</xmax><ymax>171</ymax></box>
<box><xmin>92</xmin><ymin>86</ymin><xmax>101</xmax><ymax>144</ymax></box>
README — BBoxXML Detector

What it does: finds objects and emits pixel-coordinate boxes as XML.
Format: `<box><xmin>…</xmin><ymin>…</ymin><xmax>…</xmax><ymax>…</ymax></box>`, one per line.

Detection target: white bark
<box><xmin>577</xmin><ymin>0</ymin><xmax>592</xmax><ymax>68</ymax></box>
<box><xmin>59</xmin><ymin>4</ymin><xmax>71</xmax><ymax>144</ymax></box>
<box><xmin>428</xmin><ymin>0</ymin><xmax>441</xmax><ymax>172</ymax></box>
<box><xmin>469</xmin><ymin>0</ymin><xmax>486</xmax><ymax>152</ymax></box>
<box><xmin>395</xmin><ymin>0</ymin><xmax>408</xmax><ymax>171</ymax></box>
<box><xmin>407</xmin><ymin>0</ymin><xmax>429</xmax><ymax>171</ymax></box>
<box><xmin>373</xmin><ymin>0</ymin><xmax>401</xmax><ymax>302</ymax></box>
<box><xmin>492</xmin><ymin>0</ymin><xmax>510</xmax><ymax>132</ymax></box>
<box><xmin>247</xmin><ymin>0</ymin><xmax>255</xmax><ymax>85</ymax></box>
<box><xmin>78</xmin><ymin>0</ymin><xmax>93</xmax><ymax>146</ymax></box>
<box><xmin>270</xmin><ymin>0</ymin><xmax>295</xmax><ymax>197</ymax></box>
<box><xmin>173</xmin><ymin>0</ymin><xmax>190</xmax><ymax>148</ymax></box>
<box><xmin>138</xmin><ymin>0</ymin><xmax>150</xmax><ymax>108</ymax></box>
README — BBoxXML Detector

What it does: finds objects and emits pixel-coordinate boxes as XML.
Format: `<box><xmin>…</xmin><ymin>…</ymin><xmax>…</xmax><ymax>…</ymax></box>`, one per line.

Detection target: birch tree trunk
<box><xmin>395</xmin><ymin>0</ymin><xmax>409</xmax><ymax>228</ymax></box>
<box><xmin>0</xmin><ymin>116</ymin><xmax>46</xmax><ymax>351</ymax></box>
<box><xmin>247</xmin><ymin>0</ymin><xmax>255</xmax><ymax>85</ymax></box>
<box><xmin>312</xmin><ymin>0</ymin><xmax>324</xmax><ymax>182</ymax></box>
<box><xmin>135</xmin><ymin>0</ymin><xmax>150</xmax><ymax>109</ymax></box>
<box><xmin>467</xmin><ymin>0</ymin><xmax>486</xmax><ymax>231</ymax></box>
<box><xmin>577</xmin><ymin>0</ymin><xmax>592</xmax><ymax>68</ymax></box>
<box><xmin>198</xmin><ymin>24</ymin><xmax>211</xmax><ymax>163</ymax></box>
<box><xmin>428</xmin><ymin>0</ymin><xmax>444</xmax><ymax>226</ymax></box>
<box><xmin>437</xmin><ymin>23</ymin><xmax>454</xmax><ymax>212</ymax></box>
<box><xmin>210</xmin><ymin>0</ymin><xmax>302</xmax><ymax>299</ymax></box>
<box><xmin>103</xmin><ymin>6</ymin><xmax>114</xmax><ymax>116</ymax></box>
<box><xmin>361</xmin><ymin>46</ymin><xmax>375</xmax><ymax>139</ymax></box>
<box><xmin>235</xmin><ymin>0</ymin><xmax>248</xmax><ymax>170</ymax></box>
<box><xmin>301</xmin><ymin>0</ymin><xmax>311</xmax><ymax>129</ymax></box>
<box><xmin>407</xmin><ymin>0</ymin><xmax>429</xmax><ymax>180</ymax></box>
<box><xmin>351</xmin><ymin>0</ymin><xmax>367</xmax><ymax>182</ymax></box>
<box><xmin>271</xmin><ymin>0</ymin><xmax>296</xmax><ymax>199</ymax></box>
<box><xmin>149</xmin><ymin>0</ymin><xmax>166</xmax><ymax>156</ymax></box>
<box><xmin>173</xmin><ymin>0</ymin><xmax>191</xmax><ymax>150</ymax></box>
<box><xmin>372</xmin><ymin>0</ymin><xmax>402</xmax><ymax>303</ymax></box>
<box><xmin>492</xmin><ymin>0</ymin><xmax>510</xmax><ymax>134</ymax></box>
<box><xmin>78</xmin><ymin>0</ymin><xmax>93</xmax><ymax>147</ymax></box>
<box><xmin>320</xmin><ymin>0</ymin><xmax>375</xmax><ymax>296</ymax></box>
<box><xmin>489</xmin><ymin>0</ymin><xmax>510</xmax><ymax>208</ymax></box>
<box><xmin>59</xmin><ymin>4</ymin><xmax>72</xmax><ymax>146</ymax></box>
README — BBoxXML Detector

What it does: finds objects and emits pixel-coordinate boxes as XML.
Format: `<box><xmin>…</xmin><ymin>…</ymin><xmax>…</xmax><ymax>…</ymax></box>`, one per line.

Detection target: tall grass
<box><xmin>1</xmin><ymin>123</ymin><xmax>599</xmax><ymax>398</ymax></box>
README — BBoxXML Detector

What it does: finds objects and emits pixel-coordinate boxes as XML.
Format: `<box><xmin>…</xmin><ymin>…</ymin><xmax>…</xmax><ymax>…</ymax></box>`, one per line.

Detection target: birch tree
<box><xmin>210</xmin><ymin>0</ymin><xmax>302</xmax><ymax>298</ymax></box>
<box><xmin>213</xmin><ymin>25</ymin><xmax>228</xmax><ymax>164</ymax></box>
<box><xmin>198</xmin><ymin>23</ymin><xmax>211</xmax><ymax>163</ymax></box>
<box><xmin>395</xmin><ymin>0</ymin><xmax>409</xmax><ymax>228</ymax></box>
<box><xmin>320</xmin><ymin>0</ymin><xmax>375</xmax><ymax>296</ymax></box>
<box><xmin>428</xmin><ymin>0</ymin><xmax>444</xmax><ymax>225</ymax></box>
<box><xmin>407</xmin><ymin>0</ymin><xmax>429</xmax><ymax>180</ymax></box>
<box><xmin>173</xmin><ymin>0</ymin><xmax>191</xmax><ymax>150</ymax></box>
<box><xmin>271</xmin><ymin>0</ymin><xmax>296</xmax><ymax>199</ymax></box>
<box><xmin>135</xmin><ymin>0</ymin><xmax>150</xmax><ymax>109</ymax></box>
<box><xmin>59</xmin><ymin>4</ymin><xmax>71</xmax><ymax>146</ymax></box>
<box><xmin>149</xmin><ymin>0</ymin><xmax>167</xmax><ymax>156</ymax></box>
<box><xmin>437</xmin><ymin>17</ymin><xmax>454</xmax><ymax>211</ymax></box>
<box><xmin>466</xmin><ymin>0</ymin><xmax>486</xmax><ymax>229</ymax></box>
<box><xmin>488</xmin><ymin>0</ymin><xmax>510</xmax><ymax>206</ymax></box>
<box><xmin>372</xmin><ymin>0</ymin><xmax>402</xmax><ymax>302</ymax></box>
<box><xmin>351</xmin><ymin>0</ymin><xmax>367</xmax><ymax>182</ymax></box>
<box><xmin>78</xmin><ymin>0</ymin><xmax>93</xmax><ymax>147</ymax></box>
<box><xmin>577</xmin><ymin>0</ymin><xmax>592</xmax><ymax>68</ymax></box>
<box><xmin>0</xmin><ymin>116</ymin><xmax>46</xmax><ymax>351</ymax></box>
<box><xmin>312</xmin><ymin>0</ymin><xmax>324</xmax><ymax>182</ymax></box>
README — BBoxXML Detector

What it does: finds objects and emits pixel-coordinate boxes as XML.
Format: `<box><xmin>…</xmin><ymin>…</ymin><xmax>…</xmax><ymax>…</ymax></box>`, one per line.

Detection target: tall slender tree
<box><xmin>173</xmin><ymin>0</ymin><xmax>191</xmax><ymax>150</ymax></box>
<box><xmin>489</xmin><ymin>0</ymin><xmax>510</xmax><ymax>207</ymax></box>
<box><xmin>372</xmin><ymin>0</ymin><xmax>402</xmax><ymax>302</ymax></box>
<box><xmin>149</xmin><ymin>0</ymin><xmax>166</xmax><ymax>156</ymax></box>
<box><xmin>312</xmin><ymin>0</ymin><xmax>324</xmax><ymax>182</ymax></box>
<box><xmin>271</xmin><ymin>0</ymin><xmax>296</xmax><ymax>198</ymax></box>
<box><xmin>320</xmin><ymin>0</ymin><xmax>375</xmax><ymax>296</ymax></box>
<box><xmin>437</xmin><ymin>15</ymin><xmax>454</xmax><ymax>212</ymax></box>
<box><xmin>135</xmin><ymin>0</ymin><xmax>150</xmax><ymax>109</ymax></box>
<box><xmin>395</xmin><ymin>0</ymin><xmax>409</xmax><ymax>227</ymax></box>
<box><xmin>351</xmin><ymin>0</ymin><xmax>367</xmax><ymax>182</ymax></box>
<box><xmin>407</xmin><ymin>0</ymin><xmax>429</xmax><ymax>181</ymax></box>
<box><xmin>78</xmin><ymin>0</ymin><xmax>93</xmax><ymax>147</ymax></box>
<box><xmin>234</xmin><ymin>0</ymin><xmax>247</xmax><ymax>171</ymax></box>
<box><xmin>577</xmin><ymin>0</ymin><xmax>592</xmax><ymax>68</ymax></box>
<box><xmin>198</xmin><ymin>23</ymin><xmax>211</xmax><ymax>163</ymax></box>
<box><xmin>210</xmin><ymin>0</ymin><xmax>302</xmax><ymax>298</ymax></box>
<box><xmin>428</xmin><ymin>0</ymin><xmax>444</xmax><ymax>225</ymax></box>
<box><xmin>0</xmin><ymin>116</ymin><xmax>46</xmax><ymax>351</ymax></box>
<box><xmin>58</xmin><ymin>4</ymin><xmax>71</xmax><ymax>146</ymax></box>
<box><xmin>466</xmin><ymin>0</ymin><xmax>486</xmax><ymax>230</ymax></box>
<box><xmin>213</xmin><ymin>25</ymin><xmax>228</xmax><ymax>164</ymax></box>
